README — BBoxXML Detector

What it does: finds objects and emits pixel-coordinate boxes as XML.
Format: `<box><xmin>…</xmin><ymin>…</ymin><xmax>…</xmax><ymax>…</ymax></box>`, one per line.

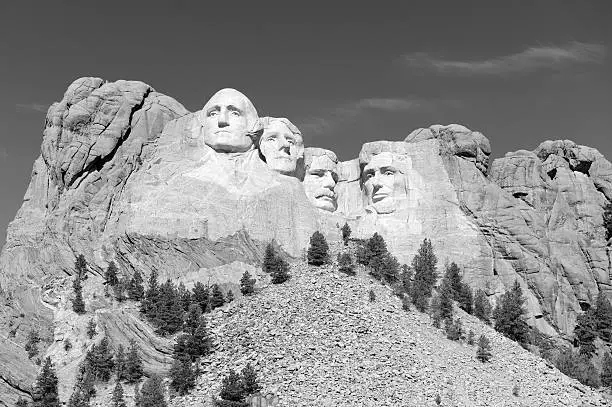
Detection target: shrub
<box><xmin>169</xmin><ymin>359</ymin><xmax>198</xmax><ymax>395</ymax></box>
<box><xmin>474</xmin><ymin>289</ymin><xmax>491</xmax><ymax>324</ymax></box>
<box><xmin>555</xmin><ymin>347</ymin><xmax>600</xmax><ymax>388</ymax></box>
<box><xmin>512</xmin><ymin>384</ymin><xmax>520</xmax><ymax>397</ymax></box>
<box><xmin>64</xmin><ymin>339</ymin><xmax>73</xmax><ymax>352</ymax></box>
<box><xmin>210</xmin><ymin>284</ymin><xmax>226</xmax><ymax>310</ymax></box>
<box><xmin>226</xmin><ymin>290</ymin><xmax>234</xmax><ymax>303</ymax></box>
<box><xmin>604</xmin><ymin>202</ymin><xmax>612</xmax><ymax>240</ymax></box>
<box><xmin>476</xmin><ymin>335</ymin><xmax>492</xmax><ymax>362</ymax></box>
<box><xmin>16</xmin><ymin>397</ymin><xmax>29</xmax><ymax>407</ymax></box>
<box><xmin>262</xmin><ymin>243</ymin><xmax>277</xmax><ymax>274</ymax></box>
<box><xmin>400</xmin><ymin>264</ymin><xmax>412</xmax><ymax>294</ymax></box>
<box><xmin>467</xmin><ymin>330</ymin><xmax>475</xmax><ymax>345</ymax></box>
<box><xmin>341</xmin><ymin>222</ymin><xmax>351</xmax><ymax>245</ymax></box>
<box><xmin>338</xmin><ymin>253</ymin><xmax>355</xmax><ymax>276</ymax></box>
<box><xmin>369</xmin><ymin>289</ymin><xmax>376</xmax><ymax>302</ymax></box>
<box><xmin>270</xmin><ymin>257</ymin><xmax>290</xmax><ymax>284</ymax></box>
<box><xmin>307</xmin><ymin>231</ymin><xmax>330</xmax><ymax>266</ymax></box>
<box><xmin>219</xmin><ymin>369</ymin><xmax>245</xmax><ymax>402</ymax></box>
<box><xmin>445</xmin><ymin>318</ymin><xmax>463</xmax><ymax>341</ymax></box>
<box><xmin>241</xmin><ymin>363</ymin><xmax>262</xmax><ymax>396</ymax></box>
<box><xmin>25</xmin><ymin>330</ymin><xmax>41</xmax><ymax>359</ymax></box>
<box><xmin>240</xmin><ymin>271</ymin><xmax>256</xmax><ymax>295</ymax></box>
<box><xmin>72</xmin><ymin>276</ymin><xmax>86</xmax><ymax>314</ymax></box>
<box><xmin>601</xmin><ymin>352</ymin><xmax>612</xmax><ymax>388</ymax></box>
<box><xmin>115</xmin><ymin>344</ymin><xmax>126</xmax><ymax>381</ymax></box>
<box><xmin>594</xmin><ymin>294</ymin><xmax>612</xmax><ymax>342</ymax></box>
<box><xmin>575</xmin><ymin>309</ymin><xmax>597</xmax><ymax>357</ymax></box>
<box><xmin>86</xmin><ymin>319</ymin><xmax>96</xmax><ymax>340</ymax></box>
<box><xmin>402</xmin><ymin>296</ymin><xmax>410</xmax><ymax>312</ymax></box>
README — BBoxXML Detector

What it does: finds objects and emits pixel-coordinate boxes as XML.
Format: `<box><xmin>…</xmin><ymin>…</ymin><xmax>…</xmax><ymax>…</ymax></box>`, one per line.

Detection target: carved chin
<box><xmin>372</xmin><ymin>198</ymin><xmax>395</xmax><ymax>214</ymax></box>
<box><xmin>313</xmin><ymin>196</ymin><xmax>337</xmax><ymax>212</ymax></box>
<box><xmin>267</xmin><ymin>158</ymin><xmax>297</xmax><ymax>175</ymax></box>
<box><xmin>204</xmin><ymin>133</ymin><xmax>252</xmax><ymax>153</ymax></box>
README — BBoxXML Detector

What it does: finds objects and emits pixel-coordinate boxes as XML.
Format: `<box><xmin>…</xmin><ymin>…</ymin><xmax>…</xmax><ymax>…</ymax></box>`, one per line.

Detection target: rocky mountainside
<box><xmin>85</xmin><ymin>242</ymin><xmax>610</xmax><ymax>407</ymax></box>
<box><xmin>0</xmin><ymin>77</ymin><xmax>611</xmax><ymax>405</ymax></box>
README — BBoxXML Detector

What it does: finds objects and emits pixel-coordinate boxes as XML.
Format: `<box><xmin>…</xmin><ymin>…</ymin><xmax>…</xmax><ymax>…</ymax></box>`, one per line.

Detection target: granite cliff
<box><xmin>0</xmin><ymin>78</ymin><xmax>610</xmax><ymax>405</ymax></box>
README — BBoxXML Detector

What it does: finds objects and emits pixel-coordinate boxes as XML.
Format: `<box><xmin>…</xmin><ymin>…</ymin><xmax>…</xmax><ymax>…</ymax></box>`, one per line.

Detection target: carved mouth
<box><xmin>372</xmin><ymin>193</ymin><xmax>389</xmax><ymax>203</ymax></box>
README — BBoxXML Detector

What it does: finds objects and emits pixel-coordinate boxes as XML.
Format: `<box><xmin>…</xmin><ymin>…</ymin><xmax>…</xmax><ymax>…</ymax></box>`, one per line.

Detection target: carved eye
<box><xmin>365</xmin><ymin>172</ymin><xmax>374</xmax><ymax>179</ymax></box>
<box><xmin>207</xmin><ymin>110</ymin><xmax>218</xmax><ymax>117</ymax></box>
<box><xmin>230</xmin><ymin>110</ymin><xmax>241</xmax><ymax>117</ymax></box>
<box><xmin>384</xmin><ymin>170</ymin><xmax>394</xmax><ymax>176</ymax></box>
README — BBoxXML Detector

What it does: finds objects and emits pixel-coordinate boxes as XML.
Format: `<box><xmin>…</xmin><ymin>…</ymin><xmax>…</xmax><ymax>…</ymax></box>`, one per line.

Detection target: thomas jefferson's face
<box><xmin>303</xmin><ymin>155</ymin><xmax>338</xmax><ymax>212</ymax></box>
<box><xmin>259</xmin><ymin>121</ymin><xmax>304</xmax><ymax>175</ymax></box>
<box><xmin>201</xmin><ymin>89</ymin><xmax>257</xmax><ymax>153</ymax></box>
<box><xmin>362</xmin><ymin>152</ymin><xmax>404</xmax><ymax>214</ymax></box>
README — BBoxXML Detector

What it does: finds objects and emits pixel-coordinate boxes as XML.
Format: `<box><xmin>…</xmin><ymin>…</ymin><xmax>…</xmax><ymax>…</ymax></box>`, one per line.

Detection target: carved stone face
<box><xmin>362</xmin><ymin>152</ymin><xmax>406</xmax><ymax>214</ymax></box>
<box><xmin>259</xmin><ymin>120</ymin><xmax>304</xmax><ymax>175</ymax></box>
<box><xmin>201</xmin><ymin>88</ymin><xmax>258</xmax><ymax>153</ymax></box>
<box><xmin>303</xmin><ymin>155</ymin><xmax>338</xmax><ymax>212</ymax></box>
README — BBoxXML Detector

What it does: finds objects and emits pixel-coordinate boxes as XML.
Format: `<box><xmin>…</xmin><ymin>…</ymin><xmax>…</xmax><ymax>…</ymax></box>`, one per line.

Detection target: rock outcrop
<box><xmin>0</xmin><ymin>79</ymin><xmax>611</xmax><ymax>405</ymax></box>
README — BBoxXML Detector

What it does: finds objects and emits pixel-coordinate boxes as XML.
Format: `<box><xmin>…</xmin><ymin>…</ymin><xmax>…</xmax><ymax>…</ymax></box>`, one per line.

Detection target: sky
<box><xmin>0</xmin><ymin>1</ymin><xmax>610</xmax><ymax>247</ymax></box>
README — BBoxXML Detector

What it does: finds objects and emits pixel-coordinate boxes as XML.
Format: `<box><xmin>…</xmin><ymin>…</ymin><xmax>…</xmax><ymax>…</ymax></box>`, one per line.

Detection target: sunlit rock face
<box><xmin>258</xmin><ymin>117</ymin><xmax>304</xmax><ymax>176</ymax></box>
<box><xmin>302</xmin><ymin>148</ymin><xmax>338</xmax><ymax>212</ymax></box>
<box><xmin>1</xmin><ymin>80</ymin><xmax>612</xmax><ymax>405</ymax></box>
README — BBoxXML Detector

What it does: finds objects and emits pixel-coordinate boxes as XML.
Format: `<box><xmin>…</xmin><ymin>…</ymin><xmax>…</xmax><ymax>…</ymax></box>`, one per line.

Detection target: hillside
<box><xmin>84</xmin><ymin>242</ymin><xmax>610</xmax><ymax>407</ymax></box>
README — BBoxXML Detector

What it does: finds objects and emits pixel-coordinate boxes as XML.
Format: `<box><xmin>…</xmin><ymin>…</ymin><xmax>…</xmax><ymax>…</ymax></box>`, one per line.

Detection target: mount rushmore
<box><xmin>0</xmin><ymin>77</ymin><xmax>611</xmax><ymax>404</ymax></box>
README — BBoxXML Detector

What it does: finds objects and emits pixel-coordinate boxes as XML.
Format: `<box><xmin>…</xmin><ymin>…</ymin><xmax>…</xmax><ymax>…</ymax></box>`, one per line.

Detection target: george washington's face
<box><xmin>201</xmin><ymin>88</ymin><xmax>258</xmax><ymax>153</ymax></box>
<box><xmin>303</xmin><ymin>155</ymin><xmax>338</xmax><ymax>212</ymax></box>
<box><xmin>259</xmin><ymin>121</ymin><xmax>304</xmax><ymax>175</ymax></box>
<box><xmin>362</xmin><ymin>152</ymin><xmax>405</xmax><ymax>214</ymax></box>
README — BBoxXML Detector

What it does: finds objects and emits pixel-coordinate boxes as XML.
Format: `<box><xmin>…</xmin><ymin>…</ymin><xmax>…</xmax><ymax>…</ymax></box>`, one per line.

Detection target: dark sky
<box><xmin>0</xmin><ymin>1</ymin><xmax>611</xmax><ymax>246</ymax></box>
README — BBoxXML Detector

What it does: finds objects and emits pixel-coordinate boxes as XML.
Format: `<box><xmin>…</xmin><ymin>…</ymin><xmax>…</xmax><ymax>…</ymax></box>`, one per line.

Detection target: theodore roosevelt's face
<box><xmin>259</xmin><ymin>121</ymin><xmax>304</xmax><ymax>175</ymax></box>
<box><xmin>201</xmin><ymin>89</ymin><xmax>258</xmax><ymax>153</ymax></box>
<box><xmin>362</xmin><ymin>152</ymin><xmax>405</xmax><ymax>214</ymax></box>
<box><xmin>303</xmin><ymin>155</ymin><xmax>338</xmax><ymax>212</ymax></box>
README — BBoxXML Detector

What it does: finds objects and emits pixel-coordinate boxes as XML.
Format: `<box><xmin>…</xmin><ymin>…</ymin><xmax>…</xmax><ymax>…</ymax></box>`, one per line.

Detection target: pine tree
<box><xmin>604</xmin><ymin>202</ymin><xmax>612</xmax><ymax>240</ymax></box>
<box><xmin>226</xmin><ymin>290</ymin><xmax>235</xmax><ymax>303</ymax></box>
<box><xmin>262</xmin><ymin>243</ymin><xmax>277</xmax><ymax>274</ymax></box>
<box><xmin>73</xmin><ymin>361</ymin><xmax>96</xmax><ymax>401</ymax></box>
<box><xmin>474</xmin><ymin>289</ymin><xmax>492</xmax><ymax>324</ymax></box>
<box><xmin>111</xmin><ymin>382</ymin><xmax>127</xmax><ymax>407</ymax></box>
<box><xmin>183</xmin><ymin>304</ymin><xmax>203</xmax><ymax>335</ymax></box>
<box><xmin>341</xmin><ymin>222</ymin><xmax>351</xmax><ymax>245</ymax></box>
<box><xmin>307</xmin><ymin>231</ymin><xmax>330</xmax><ymax>266</ymax></box>
<box><xmin>105</xmin><ymin>262</ymin><xmax>119</xmax><ymax>287</ymax></box>
<box><xmin>555</xmin><ymin>347</ymin><xmax>601</xmax><ymax>388</ymax></box>
<box><xmin>240</xmin><ymin>271</ymin><xmax>256</xmax><ymax>295</ymax></box>
<box><xmin>113</xmin><ymin>278</ymin><xmax>127</xmax><ymax>302</ymax></box>
<box><xmin>153</xmin><ymin>280</ymin><xmax>184</xmax><ymax>335</ymax></box>
<box><xmin>437</xmin><ymin>281</ymin><xmax>454</xmax><ymax>321</ymax></box>
<box><xmin>67</xmin><ymin>388</ymin><xmax>89</xmax><ymax>407</ymax></box>
<box><xmin>366</xmin><ymin>233</ymin><xmax>387</xmax><ymax>265</ymax></box>
<box><xmin>139</xmin><ymin>374</ymin><xmax>167</xmax><ymax>407</ymax></box>
<box><xmin>141</xmin><ymin>270</ymin><xmax>160</xmax><ymax>318</ymax></box>
<box><xmin>594</xmin><ymin>294</ymin><xmax>612</xmax><ymax>342</ymax></box>
<box><xmin>443</xmin><ymin>263</ymin><xmax>463</xmax><ymax>296</ymax></box>
<box><xmin>241</xmin><ymin>363</ymin><xmax>262</xmax><ymax>396</ymax></box>
<box><xmin>174</xmin><ymin>316</ymin><xmax>213</xmax><ymax>363</ymax></box>
<box><xmin>75</xmin><ymin>254</ymin><xmax>88</xmax><ymax>279</ymax></box>
<box><xmin>271</xmin><ymin>257</ymin><xmax>290</xmax><ymax>284</ymax></box>
<box><xmin>601</xmin><ymin>352</ymin><xmax>612</xmax><ymax>388</ymax></box>
<box><xmin>493</xmin><ymin>280</ymin><xmax>529</xmax><ymax>345</ymax></box>
<box><xmin>575</xmin><ymin>309</ymin><xmax>597</xmax><ymax>357</ymax></box>
<box><xmin>176</xmin><ymin>282</ymin><xmax>191</xmax><ymax>311</ymax></box>
<box><xmin>72</xmin><ymin>276</ymin><xmax>86</xmax><ymax>314</ymax></box>
<box><xmin>467</xmin><ymin>329</ymin><xmax>475</xmax><ymax>345</ymax></box>
<box><xmin>125</xmin><ymin>340</ymin><xmax>144</xmax><ymax>383</ymax></box>
<box><xmin>25</xmin><ymin>330</ymin><xmax>41</xmax><ymax>359</ymax></box>
<box><xmin>218</xmin><ymin>369</ymin><xmax>245</xmax><ymax>402</ymax></box>
<box><xmin>169</xmin><ymin>359</ymin><xmax>198</xmax><ymax>396</ymax></box>
<box><xmin>457</xmin><ymin>284</ymin><xmax>473</xmax><ymax>314</ymax></box>
<box><xmin>476</xmin><ymin>335</ymin><xmax>492</xmax><ymax>362</ymax></box>
<box><xmin>32</xmin><ymin>357</ymin><xmax>60</xmax><ymax>407</ymax></box>
<box><xmin>210</xmin><ymin>284</ymin><xmax>226</xmax><ymax>310</ymax></box>
<box><xmin>411</xmin><ymin>238</ymin><xmax>437</xmax><ymax>298</ymax></box>
<box><xmin>445</xmin><ymin>318</ymin><xmax>463</xmax><ymax>341</ymax></box>
<box><xmin>115</xmin><ymin>344</ymin><xmax>126</xmax><ymax>381</ymax></box>
<box><xmin>86</xmin><ymin>319</ymin><xmax>96</xmax><ymax>339</ymax></box>
<box><xmin>88</xmin><ymin>337</ymin><xmax>115</xmax><ymax>382</ymax></box>
<box><xmin>400</xmin><ymin>264</ymin><xmax>412</xmax><ymax>294</ymax></box>
<box><xmin>338</xmin><ymin>253</ymin><xmax>355</xmax><ymax>276</ymax></box>
<box><xmin>192</xmin><ymin>282</ymin><xmax>210</xmax><ymax>313</ymax></box>
<box><xmin>128</xmin><ymin>270</ymin><xmax>145</xmax><ymax>301</ymax></box>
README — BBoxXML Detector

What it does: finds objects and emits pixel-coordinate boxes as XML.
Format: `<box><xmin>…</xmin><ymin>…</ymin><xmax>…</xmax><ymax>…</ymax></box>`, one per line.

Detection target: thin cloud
<box><xmin>404</xmin><ymin>41</ymin><xmax>606</xmax><ymax>76</ymax></box>
<box><xmin>298</xmin><ymin>96</ymin><xmax>456</xmax><ymax>136</ymax></box>
<box><xmin>16</xmin><ymin>103</ymin><xmax>49</xmax><ymax>113</ymax></box>
<box><xmin>0</xmin><ymin>147</ymin><xmax>8</xmax><ymax>160</ymax></box>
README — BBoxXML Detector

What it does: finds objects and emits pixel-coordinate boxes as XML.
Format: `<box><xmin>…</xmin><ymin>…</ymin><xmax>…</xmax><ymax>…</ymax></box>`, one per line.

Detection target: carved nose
<box><xmin>218</xmin><ymin>110</ymin><xmax>229</xmax><ymax>127</ymax></box>
<box><xmin>322</xmin><ymin>172</ymin><xmax>335</xmax><ymax>188</ymax></box>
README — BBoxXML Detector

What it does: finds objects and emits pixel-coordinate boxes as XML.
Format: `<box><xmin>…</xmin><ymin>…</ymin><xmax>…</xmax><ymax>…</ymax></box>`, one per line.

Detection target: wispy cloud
<box><xmin>0</xmin><ymin>147</ymin><xmax>8</xmax><ymax>161</ymax></box>
<box><xmin>298</xmin><ymin>96</ymin><xmax>457</xmax><ymax>136</ymax></box>
<box><xmin>404</xmin><ymin>41</ymin><xmax>606</xmax><ymax>76</ymax></box>
<box><xmin>16</xmin><ymin>103</ymin><xmax>49</xmax><ymax>113</ymax></box>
